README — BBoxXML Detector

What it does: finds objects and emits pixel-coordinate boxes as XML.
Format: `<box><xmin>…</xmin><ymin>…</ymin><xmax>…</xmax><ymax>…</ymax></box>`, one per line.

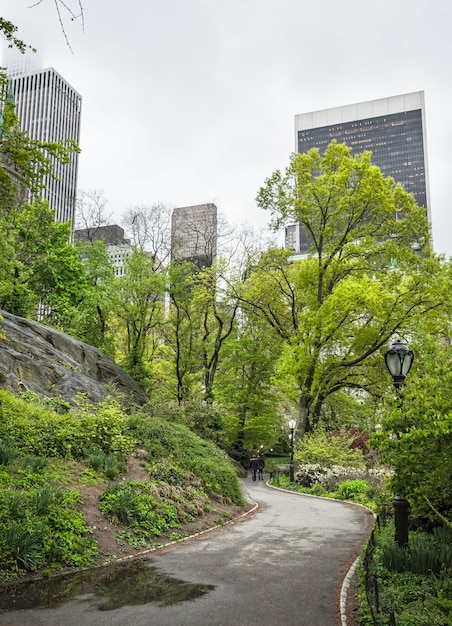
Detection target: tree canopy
<box><xmin>244</xmin><ymin>142</ymin><xmax>449</xmax><ymax>436</ymax></box>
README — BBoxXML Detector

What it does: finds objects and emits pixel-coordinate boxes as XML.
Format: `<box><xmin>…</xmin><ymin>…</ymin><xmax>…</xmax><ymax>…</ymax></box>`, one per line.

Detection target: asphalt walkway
<box><xmin>0</xmin><ymin>477</ymin><xmax>374</xmax><ymax>626</ymax></box>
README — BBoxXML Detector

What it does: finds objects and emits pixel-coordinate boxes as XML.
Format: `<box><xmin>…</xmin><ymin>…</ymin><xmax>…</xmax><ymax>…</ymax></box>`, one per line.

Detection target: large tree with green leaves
<box><xmin>0</xmin><ymin>199</ymin><xmax>89</xmax><ymax>321</ymax></box>
<box><xmin>215</xmin><ymin>310</ymin><xmax>283</xmax><ymax>449</ymax></box>
<box><xmin>243</xmin><ymin>142</ymin><xmax>450</xmax><ymax>437</ymax></box>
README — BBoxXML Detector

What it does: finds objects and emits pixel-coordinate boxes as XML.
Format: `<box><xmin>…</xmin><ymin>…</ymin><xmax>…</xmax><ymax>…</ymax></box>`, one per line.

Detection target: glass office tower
<box><xmin>289</xmin><ymin>92</ymin><xmax>430</xmax><ymax>255</ymax></box>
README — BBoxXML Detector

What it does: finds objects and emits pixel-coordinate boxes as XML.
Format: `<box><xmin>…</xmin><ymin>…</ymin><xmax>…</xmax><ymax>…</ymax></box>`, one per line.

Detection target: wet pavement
<box><xmin>0</xmin><ymin>477</ymin><xmax>374</xmax><ymax>625</ymax></box>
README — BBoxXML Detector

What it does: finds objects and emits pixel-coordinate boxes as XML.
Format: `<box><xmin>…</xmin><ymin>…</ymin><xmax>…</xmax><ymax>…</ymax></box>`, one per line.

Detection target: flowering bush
<box><xmin>294</xmin><ymin>463</ymin><xmax>392</xmax><ymax>492</ymax></box>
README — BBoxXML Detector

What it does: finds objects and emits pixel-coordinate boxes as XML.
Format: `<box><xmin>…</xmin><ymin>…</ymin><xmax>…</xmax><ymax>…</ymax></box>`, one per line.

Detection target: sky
<box><xmin>1</xmin><ymin>0</ymin><xmax>452</xmax><ymax>256</ymax></box>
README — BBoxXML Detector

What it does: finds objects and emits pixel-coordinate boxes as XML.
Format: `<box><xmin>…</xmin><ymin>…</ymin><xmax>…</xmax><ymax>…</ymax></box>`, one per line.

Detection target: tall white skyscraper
<box><xmin>3</xmin><ymin>50</ymin><xmax>82</xmax><ymax>225</ymax></box>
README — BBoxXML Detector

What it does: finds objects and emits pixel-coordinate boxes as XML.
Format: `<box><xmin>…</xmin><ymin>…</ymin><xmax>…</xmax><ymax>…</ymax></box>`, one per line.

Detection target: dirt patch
<box><xmin>79</xmin><ymin>452</ymin><xmax>254</xmax><ymax>565</ymax></box>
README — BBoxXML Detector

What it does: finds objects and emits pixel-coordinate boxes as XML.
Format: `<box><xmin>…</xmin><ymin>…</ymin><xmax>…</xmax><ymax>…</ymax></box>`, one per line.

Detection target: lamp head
<box><xmin>384</xmin><ymin>340</ymin><xmax>414</xmax><ymax>389</ymax></box>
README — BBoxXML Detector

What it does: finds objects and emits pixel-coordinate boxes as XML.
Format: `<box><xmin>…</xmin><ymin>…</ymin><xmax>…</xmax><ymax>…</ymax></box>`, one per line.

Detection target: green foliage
<box><xmin>335</xmin><ymin>479</ymin><xmax>370</xmax><ymax>502</ymax></box>
<box><xmin>248</xmin><ymin>142</ymin><xmax>447</xmax><ymax>436</ymax></box>
<box><xmin>0</xmin><ymin>391</ymin><xmax>135</xmax><ymax>460</ymax></box>
<box><xmin>127</xmin><ymin>411</ymin><xmax>244</xmax><ymax>504</ymax></box>
<box><xmin>0</xmin><ymin>18</ymin><xmax>30</xmax><ymax>52</ymax></box>
<box><xmin>0</xmin><ymin>387</ymin><xmax>249</xmax><ymax>580</ymax></box>
<box><xmin>74</xmin><ymin>396</ymin><xmax>136</xmax><ymax>458</ymax></box>
<box><xmin>374</xmin><ymin>334</ymin><xmax>452</xmax><ymax>526</ymax></box>
<box><xmin>381</xmin><ymin>532</ymin><xmax>452</xmax><ymax>575</ymax></box>
<box><xmin>99</xmin><ymin>478</ymin><xmax>210</xmax><ymax>542</ymax></box>
<box><xmin>4</xmin><ymin>523</ymin><xmax>43</xmax><ymax>572</ymax></box>
<box><xmin>112</xmin><ymin>248</ymin><xmax>166</xmax><ymax>388</ymax></box>
<box><xmin>358</xmin><ymin>522</ymin><xmax>452</xmax><ymax>625</ymax></box>
<box><xmin>294</xmin><ymin>428</ymin><xmax>366</xmax><ymax>468</ymax></box>
<box><xmin>0</xmin><ymin>201</ymin><xmax>89</xmax><ymax>319</ymax></box>
<box><xmin>0</xmin><ymin>482</ymin><xmax>97</xmax><ymax>575</ymax></box>
<box><xmin>86</xmin><ymin>448</ymin><xmax>124</xmax><ymax>479</ymax></box>
<box><xmin>0</xmin><ymin>438</ymin><xmax>16</xmax><ymax>465</ymax></box>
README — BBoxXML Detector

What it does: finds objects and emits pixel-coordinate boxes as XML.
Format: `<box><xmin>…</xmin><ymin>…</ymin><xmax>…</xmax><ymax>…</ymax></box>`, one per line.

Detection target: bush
<box><xmin>336</xmin><ymin>479</ymin><xmax>370</xmax><ymax>502</ymax></box>
<box><xmin>0</xmin><ymin>391</ymin><xmax>135</xmax><ymax>460</ymax></box>
<box><xmin>127</xmin><ymin>412</ymin><xmax>244</xmax><ymax>504</ymax></box>
<box><xmin>0</xmin><ymin>439</ymin><xmax>16</xmax><ymax>465</ymax></box>
<box><xmin>294</xmin><ymin>427</ymin><xmax>366</xmax><ymax>468</ymax></box>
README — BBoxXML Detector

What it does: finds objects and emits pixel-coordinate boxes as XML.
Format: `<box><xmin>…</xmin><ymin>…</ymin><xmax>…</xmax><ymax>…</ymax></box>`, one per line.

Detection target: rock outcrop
<box><xmin>0</xmin><ymin>310</ymin><xmax>148</xmax><ymax>406</ymax></box>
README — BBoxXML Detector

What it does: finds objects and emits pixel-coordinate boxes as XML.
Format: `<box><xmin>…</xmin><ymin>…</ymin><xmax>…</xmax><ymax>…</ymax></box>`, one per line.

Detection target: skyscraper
<box><xmin>171</xmin><ymin>203</ymin><xmax>218</xmax><ymax>269</ymax></box>
<box><xmin>288</xmin><ymin>92</ymin><xmax>430</xmax><ymax>255</ymax></box>
<box><xmin>3</xmin><ymin>50</ymin><xmax>82</xmax><ymax>225</ymax></box>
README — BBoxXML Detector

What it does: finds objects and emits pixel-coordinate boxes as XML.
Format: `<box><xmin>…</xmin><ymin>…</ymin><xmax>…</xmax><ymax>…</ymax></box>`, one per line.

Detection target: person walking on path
<box><xmin>257</xmin><ymin>455</ymin><xmax>264</xmax><ymax>480</ymax></box>
<box><xmin>250</xmin><ymin>455</ymin><xmax>258</xmax><ymax>481</ymax></box>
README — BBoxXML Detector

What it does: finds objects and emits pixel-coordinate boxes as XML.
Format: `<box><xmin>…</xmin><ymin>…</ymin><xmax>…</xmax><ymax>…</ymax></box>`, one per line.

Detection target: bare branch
<box><xmin>27</xmin><ymin>0</ymin><xmax>84</xmax><ymax>52</ymax></box>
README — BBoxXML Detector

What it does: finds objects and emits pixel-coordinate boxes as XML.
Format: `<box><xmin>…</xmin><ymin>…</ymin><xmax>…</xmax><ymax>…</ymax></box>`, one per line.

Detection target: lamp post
<box><xmin>288</xmin><ymin>418</ymin><xmax>296</xmax><ymax>483</ymax></box>
<box><xmin>384</xmin><ymin>339</ymin><xmax>414</xmax><ymax>547</ymax></box>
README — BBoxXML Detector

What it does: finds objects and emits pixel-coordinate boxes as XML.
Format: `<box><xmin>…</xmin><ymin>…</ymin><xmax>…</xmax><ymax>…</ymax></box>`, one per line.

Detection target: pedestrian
<box><xmin>250</xmin><ymin>455</ymin><xmax>258</xmax><ymax>481</ymax></box>
<box><xmin>257</xmin><ymin>455</ymin><xmax>265</xmax><ymax>480</ymax></box>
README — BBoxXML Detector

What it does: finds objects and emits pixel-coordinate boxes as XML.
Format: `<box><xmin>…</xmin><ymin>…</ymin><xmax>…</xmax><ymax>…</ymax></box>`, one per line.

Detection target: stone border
<box><xmin>111</xmin><ymin>498</ymin><xmax>259</xmax><ymax>565</ymax></box>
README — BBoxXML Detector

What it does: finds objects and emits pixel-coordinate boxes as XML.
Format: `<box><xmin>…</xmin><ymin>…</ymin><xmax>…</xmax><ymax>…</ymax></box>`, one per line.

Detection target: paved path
<box><xmin>0</xmin><ymin>478</ymin><xmax>374</xmax><ymax>626</ymax></box>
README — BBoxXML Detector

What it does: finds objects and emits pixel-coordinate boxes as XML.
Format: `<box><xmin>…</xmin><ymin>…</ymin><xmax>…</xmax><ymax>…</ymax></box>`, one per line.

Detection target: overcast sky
<box><xmin>1</xmin><ymin>1</ymin><xmax>452</xmax><ymax>256</ymax></box>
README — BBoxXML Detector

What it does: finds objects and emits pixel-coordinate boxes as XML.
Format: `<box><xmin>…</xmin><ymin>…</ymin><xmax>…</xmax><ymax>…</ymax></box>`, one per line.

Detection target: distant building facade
<box><xmin>288</xmin><ymin>91</ymin><xmax>431</xmax><ymax>255</ymax></box>
<box><xmin>74</xmin><ymin>225</ymin><xmax>132</xmax><ymax>277</ymax></box>
<box><xmin>171</xmin><ymin>203</ymin><xmax>217</xmax><ymax>268</ymax></box>
<box><xmin>4</xmin><ymin>49</ymin><xmax>82</xmax><ymax>226</ymax></box>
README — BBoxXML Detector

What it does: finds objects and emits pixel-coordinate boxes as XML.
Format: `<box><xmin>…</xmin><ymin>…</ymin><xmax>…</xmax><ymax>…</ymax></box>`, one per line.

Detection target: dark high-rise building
<box><xmin>171</xmin><ymin>203</ymin><xmax>217</xmax><ymax>269</ymax></box>
<box><xmin>3</xmin><ymin>49</ymin><xmax>82</xmax><ymax>226</ymax></box>
<box><xmin>288</xmin><ymin>92</ymin><xmax>430</xmax><ymax>255</ymax></box>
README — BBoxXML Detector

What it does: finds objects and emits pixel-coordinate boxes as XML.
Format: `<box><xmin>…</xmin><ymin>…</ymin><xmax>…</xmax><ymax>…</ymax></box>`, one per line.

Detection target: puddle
<box><xmin>0</xmin><ymin>558</ymin><xmax>215</xmax><ymax>612</ymax></box>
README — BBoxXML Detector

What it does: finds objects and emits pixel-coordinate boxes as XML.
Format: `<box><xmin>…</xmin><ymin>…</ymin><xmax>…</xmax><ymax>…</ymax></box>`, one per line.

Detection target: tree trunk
<box><xmin>297</xmin><ymin>395</ymin><xmax>310</xmax><ymax>439</ymax></box>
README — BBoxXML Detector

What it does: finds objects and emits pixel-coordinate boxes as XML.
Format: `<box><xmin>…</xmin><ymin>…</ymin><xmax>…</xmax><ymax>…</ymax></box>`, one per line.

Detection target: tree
<box><xmin>166</xmin><ymin>259</ymin><xmax>239</xmax><ymax>406</ymax></box>
<box><xmin>112</xmin><ymin>247</ymin><xmax>167</xmax><ymax>387</ymax></box>
<box><xmin>0</xmin><ymin>199</ymin><xmax>89</xmax><ymax>319</ymax></box>
<box><xmin>71</xmin><ymin>238</ymin><xmax>116</xmax><ymax>353</ymax></box>
<box><xmin>121</xmin><ymin>203</ymin><xmax>172</xmax><ymax>269</ymax></box>
<box><xmin>245</xmin><ymin>142</ymin><xmax>449</xmax><ymax>437</ymax></box>
<box><xmin>215</xmin><ymin>310</ymin><xmax>282</xmax><ymax>449</ymax></box>
<box><xmin>376</xmin><ymin>326</ymin><xmax>452</xmax><ymax>526</ymax></box>
<box><xmin>74</xmin><ymin>189</ymin><xmax>111</xmax><ymax>235</ymax></box>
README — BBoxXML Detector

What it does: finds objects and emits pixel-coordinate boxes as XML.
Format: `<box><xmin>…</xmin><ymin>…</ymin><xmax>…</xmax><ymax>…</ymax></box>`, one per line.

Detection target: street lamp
<box><xmin>288</xmin><ymin>418</ymin><xmax>296</xmax><ymax>482</ymax></box>
<box><xmin>384</xmin><ymin>340</ymin><xmax>414</xmax><ymax>391</ymax></box>
<box><xmin>384</xmin><ymin>339</ymin><xmax>414</xmax><ymax>547</ymax></box>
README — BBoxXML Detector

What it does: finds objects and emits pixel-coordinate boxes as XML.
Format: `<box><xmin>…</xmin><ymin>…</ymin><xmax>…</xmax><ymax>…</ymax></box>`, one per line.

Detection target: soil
<box><xmin>80</xmin><ymin>453</ymin><xmax>255</xmax><ymax>565</ymax></box>
<box><xmin>344</xmin><ymin>570</ymin><xmax>361</xmax><ymax>626</ymax></box>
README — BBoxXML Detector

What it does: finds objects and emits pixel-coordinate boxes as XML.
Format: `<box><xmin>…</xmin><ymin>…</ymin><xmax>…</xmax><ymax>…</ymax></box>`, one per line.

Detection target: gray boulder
<box><xmin>0</xmin><ymin>310</ymin><xmax>148</xmax><ymax>406</ymax></box>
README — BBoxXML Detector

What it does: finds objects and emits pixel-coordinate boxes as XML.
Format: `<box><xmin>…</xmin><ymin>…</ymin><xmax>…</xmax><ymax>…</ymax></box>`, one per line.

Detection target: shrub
<box><xmin>4</xmin><ymin>523</ymin><xmax>43</xmax><ymax>572</ymax></box>
<box><xmin>381</xmin><ymin>531</ymin><xmax>452</xmax><ymax>575</ymax></box>
<box><xmin>336</xmin><ymin>479</ymin><xmax>369</xmax><ymax>501</ymax></box>
<box><xmin>127</xmin><ymin>412</ymin><xmax>244</xmax><ymax>504</ymax></box>
<box><xmin>294</xmin><ymin>427</ymin><xmax>366</xmax><ymax>468</ymax></box>
<box><xmin>0</xmin><ymin>439</ymin><xmax>16</xmax><ymax>465</ymax></box>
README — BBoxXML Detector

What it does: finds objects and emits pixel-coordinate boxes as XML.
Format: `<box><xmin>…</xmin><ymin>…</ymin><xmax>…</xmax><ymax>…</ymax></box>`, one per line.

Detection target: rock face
<box><xmin>0</xmin><ymin>310</ymin><xmax>148</xmax><ymax>406</ymax></box>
